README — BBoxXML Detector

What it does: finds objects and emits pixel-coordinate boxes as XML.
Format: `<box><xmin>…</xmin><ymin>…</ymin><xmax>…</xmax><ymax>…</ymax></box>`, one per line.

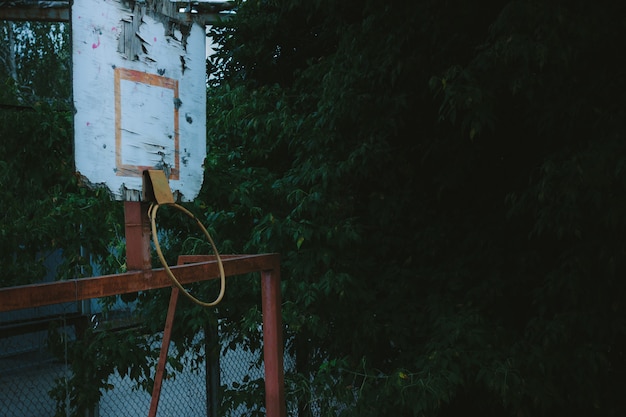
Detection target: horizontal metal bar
<box><xmin>0</xmin><ymin>312</ymin><xmax>86</xmax><ymax>339</ymax></box>
<box><xmin>0</xmin><ymin>253</ymin><xmax>279</xmax><ymax>313</ymax></box>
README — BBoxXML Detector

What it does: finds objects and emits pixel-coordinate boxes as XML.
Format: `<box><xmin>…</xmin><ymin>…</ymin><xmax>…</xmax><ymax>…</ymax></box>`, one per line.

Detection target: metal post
<box><xmin>261</xmin><ymin>267</ymin><xmax>286</xmax><ymax>417</ymax></box>
<box><xmin>124</xmin><ymin>201</ymin><xmax>152</xmax><ymax>272</ymax></box>
<box><xmin>205</xmin><ymin>321</ymin><xmax>220</xmax><ymax>417</ymax></box>
<box><xmin>148</xmin><ymin>286</ymin><xmax>180</xmax><ymax>417</ymax></box>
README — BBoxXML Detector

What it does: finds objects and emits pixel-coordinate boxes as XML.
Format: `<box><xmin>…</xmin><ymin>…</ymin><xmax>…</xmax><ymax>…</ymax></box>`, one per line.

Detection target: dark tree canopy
<box><xmin>203</xmin><ymin>0</ymin><xmax>626</xmax><ymax>416</ymax></box>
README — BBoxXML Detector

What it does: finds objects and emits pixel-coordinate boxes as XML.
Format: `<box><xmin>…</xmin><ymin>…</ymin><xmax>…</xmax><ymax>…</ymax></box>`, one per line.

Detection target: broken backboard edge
<box><xmin>0</xmin><ymin>1</ymin><xmax>234</xmax><ymax>23</ymax></box>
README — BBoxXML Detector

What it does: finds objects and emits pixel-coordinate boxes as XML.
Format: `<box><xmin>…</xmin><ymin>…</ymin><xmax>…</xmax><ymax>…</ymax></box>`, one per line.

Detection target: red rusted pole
<box><xmin>261</xmin><ymin>266</ymin><xmax>286</xmax><ymax>417</ymax></box>
<box><xmin>148</xmin><ymin>286</ymin><xmax>180</xmax><ymax>417</ymax></box>
<box><xmin>124</xmin><ymin>201</ymin><xmax>152</xmax><ymax>272</ymax></box>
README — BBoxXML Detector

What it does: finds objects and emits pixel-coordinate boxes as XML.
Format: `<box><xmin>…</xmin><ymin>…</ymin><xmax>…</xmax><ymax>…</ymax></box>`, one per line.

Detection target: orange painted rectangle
<box><xmin>114</xmin><ymin>67</ymin><xmax>180</xmax><ymax>179</ymax></box>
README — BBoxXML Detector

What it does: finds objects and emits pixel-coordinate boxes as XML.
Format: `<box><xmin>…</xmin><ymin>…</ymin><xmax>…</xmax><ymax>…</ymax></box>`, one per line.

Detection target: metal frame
<box><xmin>1</xmin><ymin>202</ymin><xmax>285</xmax><ymax>417</ymax></box>
<box><xmin>0</xmin><ymin>252</ymin><xmax>286</xmax><ymax>417</ymax></box>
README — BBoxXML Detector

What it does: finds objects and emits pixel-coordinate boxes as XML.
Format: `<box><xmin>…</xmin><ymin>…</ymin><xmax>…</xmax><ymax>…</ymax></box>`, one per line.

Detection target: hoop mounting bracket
<box><xmin>142</xmin><ymin>170</ymin><xmax>175</xmax><ymax>204</ymax></box>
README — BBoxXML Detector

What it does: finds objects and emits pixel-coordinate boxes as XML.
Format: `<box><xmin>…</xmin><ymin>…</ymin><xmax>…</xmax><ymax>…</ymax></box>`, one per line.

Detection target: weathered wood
<box><xmin>0</xmin><ymin>1</ymin><xmax>69</xmax><ymax>22</ymax></box>
<box><xmin>0</xmin><ymin>254</ymin><xmax>279</xmax><ymax>312</ymax></box>
<box><xmin>0</xmin><ymin>1</ymin><xmax>233</xmax><ymax>24</ymax></box>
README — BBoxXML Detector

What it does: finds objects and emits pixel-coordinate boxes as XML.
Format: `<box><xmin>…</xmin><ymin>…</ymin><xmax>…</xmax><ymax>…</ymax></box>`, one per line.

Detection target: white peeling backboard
<box><xmin>72</xmin><ymin>0</ymin><xmax>207</xmax><ymax>201</ymax></box>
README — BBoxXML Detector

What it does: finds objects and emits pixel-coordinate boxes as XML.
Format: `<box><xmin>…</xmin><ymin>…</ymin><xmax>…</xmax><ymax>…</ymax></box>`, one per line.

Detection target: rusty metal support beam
<box><xmin>262</xmin><ymin>267</ymin><xmax>287</xmax><ymax>417</ymax></box>
<box><xmin>0</xmin><ymin>253</ymin><xmax>279</xmax><ymax>312</ymax></box>
<box><xmin>124</xmin><ymin>201</ymin><xmax>152</xmax><ymax>272</ymax></box>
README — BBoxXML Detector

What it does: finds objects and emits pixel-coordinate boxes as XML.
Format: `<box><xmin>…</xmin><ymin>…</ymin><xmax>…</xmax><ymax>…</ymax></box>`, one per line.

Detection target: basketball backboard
<box><xmin>72</xmin><ymin>0</ymin><xmax>207</xmax><ymax>201</ymax></box>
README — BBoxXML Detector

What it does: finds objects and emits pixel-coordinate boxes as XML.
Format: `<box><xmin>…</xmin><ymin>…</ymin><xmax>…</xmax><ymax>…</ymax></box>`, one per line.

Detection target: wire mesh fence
<box><xmin>0</xmin><ymin>310</ymin><xmax>76</xmax><ymax>417</ymax></box>
<box><xmin>0</xmin><ymin>301</ymin><xmax>291</xmax><ymax>417</ymax></box>
<box><xmin>97</xmin><ymin>331</ymin><xmax>210</xmax><ymax>417</ymax></box>
<box><xmin>0</xmin><ymin>347</ymin><xmax>69</xmax><ymax>417</ymax></box>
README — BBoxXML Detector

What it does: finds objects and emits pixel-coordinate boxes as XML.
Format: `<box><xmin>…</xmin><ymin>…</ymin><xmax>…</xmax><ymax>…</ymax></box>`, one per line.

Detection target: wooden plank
<box><xmin>0</xmin><ymin>3</ymin><xmax>70</xmax><ymax>22</ymax></box>
<box><xmin>0</xmin><ymin>2</ymin><xmax>231</xmax><ymax>25</ymax></box>
<box><xmin>0</xmin><ymin>254</ymin><xmax>279</xmax><ymax>312</ymax></box>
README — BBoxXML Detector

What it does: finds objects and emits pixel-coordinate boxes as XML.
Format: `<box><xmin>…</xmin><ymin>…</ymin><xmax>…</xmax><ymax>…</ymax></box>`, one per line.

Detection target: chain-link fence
<box><xmin>0</xmin><ymin>301</ymin><xmax>289</xmax><ymax>417</ymax></box>
<box><xmin>94</xmin><ymin>330</ymin><xmax>212</xmax><ymax>417</ymax></box>
<box><xmin>1</xmin><ymin>303</ymin><xmax>79</xmax><ymax>417</ymax></box>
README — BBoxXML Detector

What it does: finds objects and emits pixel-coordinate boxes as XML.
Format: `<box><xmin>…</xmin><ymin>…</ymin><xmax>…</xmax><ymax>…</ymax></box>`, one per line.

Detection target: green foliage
<box><xmin>203</xmin><ymin>0</ymin><xmax>626</xmax><ymax>416</ymax></box>
<box><xmin>1</xmin><ymin>22</ymin><xmax>126</xmax><ymax>415</ymax></box>
<box><xmin>1</xmin><ymin>22</ymin><xmax>122</xmax><ymax>287</ymax></box>
<box><xmin>47</xmin><ymin>324</ymin><xmax>159</xmax><ymax>416</ymax></box>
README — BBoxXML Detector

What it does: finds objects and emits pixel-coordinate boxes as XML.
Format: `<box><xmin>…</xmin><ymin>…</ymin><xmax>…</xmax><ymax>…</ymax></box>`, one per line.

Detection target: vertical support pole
<box><xmin>205</xmin><ymin>322</ymin><xmax>220</xmax><ymax>417</ymax></box>
<box><xmin>261</xmin><ymin>266</ymin><xmax>286</xmax><ymax>417</ymax></box>
<box><xmin>124</xmin><ymin>201</ymin><xmax>151</xmax><ymax>271</ymax></box>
